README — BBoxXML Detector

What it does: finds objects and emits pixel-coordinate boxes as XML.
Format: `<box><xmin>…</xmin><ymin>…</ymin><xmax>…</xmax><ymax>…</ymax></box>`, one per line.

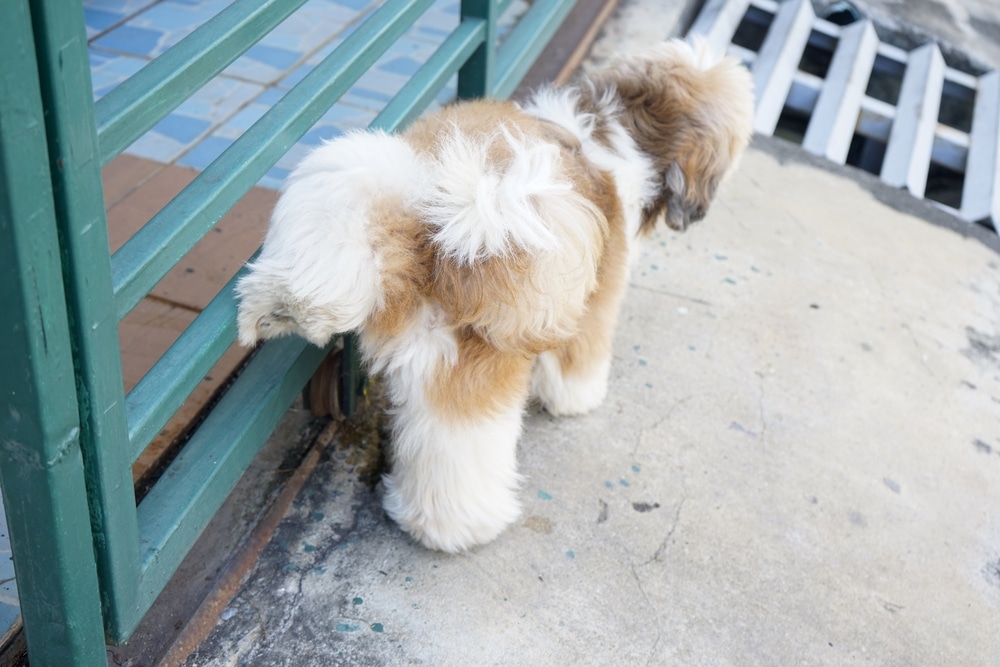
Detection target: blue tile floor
<box><xmin>0</xmin><ymin>0</ymin><xmax>531</xmax><ymax>642</ymax></box>
<box><xmin>87</xmin><ymin>0</ymin><xmax>530</xmax><ymax>188</ymax></box>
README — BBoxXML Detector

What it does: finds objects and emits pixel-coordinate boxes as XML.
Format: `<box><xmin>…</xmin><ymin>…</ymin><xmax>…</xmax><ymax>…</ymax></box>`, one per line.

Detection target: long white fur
<box><xmin>421</xmin><ymin>125</ymin><xmax>563</xmax><ymax>263</ymax></box>
<box><xmin>369</xmin><ymin>305</ymin><xmax>523</xmax><ymax>553</ymax></box>
<box><xmin>530</xmin><ymin>350</ymin><xmax>612</xmax><ymax>417</ymax></box>
<box><xmin>235</xmin><ymin>39</ymin><xmax>754</xmax><ymax>553</ymax></box>
<box><xmin>236</xmin><ymin>131</ymin><xmax>427</xmax><ymax>346</ymax></box>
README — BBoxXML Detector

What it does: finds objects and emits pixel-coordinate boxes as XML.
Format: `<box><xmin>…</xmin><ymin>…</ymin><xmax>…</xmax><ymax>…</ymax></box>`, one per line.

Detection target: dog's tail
<box><xmin>420</xmin><ymin>125</ymin><xmax>574</xmax><ymax>264</ymax></box>
<box><xmin>421</xmin><ymin>124</ymin><xmax>608</xmax><ymax>352</ymax></box>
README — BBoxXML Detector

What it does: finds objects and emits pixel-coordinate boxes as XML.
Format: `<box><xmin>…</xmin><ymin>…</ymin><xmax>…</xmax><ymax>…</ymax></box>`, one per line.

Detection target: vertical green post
<box><xmin>27</xmin><ymin>0</ymin><xmax>142</xmax><ymax>641</ymax></box>
<box><xmin>0</xmin><ymin>2</ymin><xmax>108</xmax><ymax>665</ymax></box>
<box><xmin>338</xmin><ymin>334</ymin><xmax>364</xmax><ymax>417</ymax></box>
<box><xmin>457</xmin><ymin>0</ymin><xmax>497</xmax><ymax>98</ymax></box>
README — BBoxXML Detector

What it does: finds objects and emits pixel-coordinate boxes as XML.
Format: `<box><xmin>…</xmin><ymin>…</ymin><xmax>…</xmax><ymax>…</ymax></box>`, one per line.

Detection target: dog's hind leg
<box><xmin>531</xmin><ymin>203</ymin><xmax>631</xmax><ymax>417</ymax></box>
<box><xmin>530</xmin><ymin>304</ymin><xmax>621</xmax><ymax>417</ymax></box>
<box><xmin>380</xmin><ymin>328</ymin><xmax>532</xmax><ymax>552</ymax></box>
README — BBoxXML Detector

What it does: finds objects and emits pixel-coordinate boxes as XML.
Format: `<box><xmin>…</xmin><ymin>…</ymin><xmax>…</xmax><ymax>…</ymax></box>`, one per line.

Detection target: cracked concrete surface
<box><xmin>182</xmin><ymin>134</ymin><xmax>1000</xmax><ymax>666</ymax></box>
<box><xmin>179</xmin><ymin>0</ymin><xmax>1000</xmax><ymax>660</ymax></box>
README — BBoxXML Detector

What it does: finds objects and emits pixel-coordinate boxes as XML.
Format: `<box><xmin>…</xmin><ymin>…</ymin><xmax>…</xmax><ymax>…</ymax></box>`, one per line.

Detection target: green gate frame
<box><xmin>0</xmin><ymin>0</ymin><xmax>576</xmax><ymax>664</ymax></box>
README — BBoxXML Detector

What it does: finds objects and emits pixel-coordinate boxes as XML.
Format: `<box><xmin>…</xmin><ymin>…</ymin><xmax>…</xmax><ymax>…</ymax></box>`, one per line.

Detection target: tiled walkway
<box><xmin>86</xmin><ymin>0</ymin><xmax>526</xmax><ymax>188</ymax></box>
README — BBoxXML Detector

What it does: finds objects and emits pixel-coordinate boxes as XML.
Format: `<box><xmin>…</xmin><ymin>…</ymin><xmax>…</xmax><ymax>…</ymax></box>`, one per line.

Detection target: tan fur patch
<box><xmin>405</xmin><ymin>98</ymin><xmax>525</xmax><ymax>155</ymax></box>
<box><xmin>428</xmin><ymin>328</ymin><xmax>533</xmax><ymax>421</ymax></box>
<box><xmin>549</xmin><ymin>171</ymin><xmax>630</xmax><ymax>379</ymax></box>
<box><xmin>364</xmin><ymin>199</ymin><xmax>435</xmax><ymax>346</ymax></box>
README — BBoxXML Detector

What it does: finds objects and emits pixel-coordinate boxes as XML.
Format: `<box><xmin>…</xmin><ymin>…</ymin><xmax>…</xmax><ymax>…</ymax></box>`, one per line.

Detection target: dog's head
<box><xmin>591</xmin><ymin>38</ymin><xmax>754</xmax><ymax>233</ymax></box>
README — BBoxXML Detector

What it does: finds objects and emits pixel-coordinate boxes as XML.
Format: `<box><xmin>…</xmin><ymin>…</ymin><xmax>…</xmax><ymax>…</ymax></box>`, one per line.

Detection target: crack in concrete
<box><xmin>901</xmin><ymin>322</ymin><xmax>936</xmax><ymax>376</ymax></box>
<box><xmin>641</xmin><ymin>494</ymin><xmax>687</xmax><ymax>567</ymax></box>
<box><xmin>756</xmin><ymin>371</ymin><xmax>769</xmax><ymax>449</ymax></box>
<box><xmin>627</xmin><ymin>559</ymin><xmax>662</xmax><ymax>666</ymax></box>
<box><xmin>627</xmin><ymin>283</ymin><xmax>713</xmax><ymax>306</ymax></box>
<box><xmin>630</xmin><ymin>396</ymin><xmax>692</xmax><ymax>460</ymax></box>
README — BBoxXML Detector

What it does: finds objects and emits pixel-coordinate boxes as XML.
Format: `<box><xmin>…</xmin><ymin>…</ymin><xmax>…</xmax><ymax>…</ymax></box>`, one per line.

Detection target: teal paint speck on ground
<box><xmin>371</xmin><ymin>622</ymin><xmax>384</xmax><ymax>633</ymax></box>
<box><xmin>537</xmin><ymin>490</ymin><xmax>553</xmax><ymax>500</ymax></box>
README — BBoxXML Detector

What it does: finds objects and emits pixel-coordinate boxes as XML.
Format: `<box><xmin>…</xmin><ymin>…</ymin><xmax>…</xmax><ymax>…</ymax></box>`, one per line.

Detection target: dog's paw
<box><xmin>255</xmin><ymin>307</ymin><xmax>294</xmax><ymax>333</ymax></box>
<box><xmin>530</xmin><ymin>351</ymin><xmax>609</xmax><ymax>416</ymax></box>
<box><xmin>382</xmin><ymin>472</ymin><xmax>522</xmax><ymax>553</ymax></box>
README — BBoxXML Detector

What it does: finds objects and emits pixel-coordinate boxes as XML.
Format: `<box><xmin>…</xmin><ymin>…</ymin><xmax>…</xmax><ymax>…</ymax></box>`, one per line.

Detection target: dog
<box><xmin>235</xmin><ymin>38</ymin><xmax>754</xmax><ymax>552</ymax></box>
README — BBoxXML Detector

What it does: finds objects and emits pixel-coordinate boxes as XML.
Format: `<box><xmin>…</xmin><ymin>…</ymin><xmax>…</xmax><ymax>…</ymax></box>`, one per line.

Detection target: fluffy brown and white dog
<box><xmin>236</xmin><ymin>39</ymin><xmax>754</xmax><ymax>552</ymax></box>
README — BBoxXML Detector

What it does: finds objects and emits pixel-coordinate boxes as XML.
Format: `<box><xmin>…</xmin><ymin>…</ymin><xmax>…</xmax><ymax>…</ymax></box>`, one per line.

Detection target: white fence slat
<box><xmin>802</xmin><ymin>20</ymin><xmax>879</xmax><ymax>162</ymax></box>
<box><xmin>960</xmin><ymin>70</ymin><xmax>1000</xmax><ymax>226</ymax></box>
<box><xmin>880</xmin><ymin>43</ymin><xmax>945</xmax><ymax>196</ymax></box>
<box><xmin>752</xmin><ymin>0</ymin><xmax>815</xmax><ymax>134</ymax></box>
<box><xmin>688</xmin><ymin>0</ymin><xmax>753</xmax><ymax>56</ymax></box>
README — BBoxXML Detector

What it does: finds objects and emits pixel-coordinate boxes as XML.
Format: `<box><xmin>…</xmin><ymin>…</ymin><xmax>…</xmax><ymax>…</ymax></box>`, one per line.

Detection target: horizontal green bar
<box><xmin>111</xmin><ymin>0</ymin><xmax>435</xmax><ymax>321</ymax></box>
<box><xmin>125</xmin><ymin>265</ymin><xmax>251</xmax><ymax>460</ymax></box>
<box><xmin>133</xmin><ymin>336</ymin><xmax>327</xmax><ymax>631</ymax></box>
<box><xmin>372</xmin><ymin>18</ymin><xmax>486</xmax><ymax>131</ymax></box>
<box><xmin>95</xmin><ymin>0</ymin><xmax>309</xmax><ymax>166</ymax></box>
<box><xmin>493</xmin><ymin>0</ymin><xmax>575</xmax><ymax>99</ymax></box>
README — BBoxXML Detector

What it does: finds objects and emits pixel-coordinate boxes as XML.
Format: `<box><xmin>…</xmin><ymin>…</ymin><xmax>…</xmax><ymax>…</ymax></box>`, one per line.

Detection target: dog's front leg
<box><xmin>380</xmin><ymin>331</ymin><xmax>532</xmax><ymax>552</ymax></box>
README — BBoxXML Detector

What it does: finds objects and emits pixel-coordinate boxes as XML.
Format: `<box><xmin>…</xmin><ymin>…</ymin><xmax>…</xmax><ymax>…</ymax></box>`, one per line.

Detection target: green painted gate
<box><xmin>0</xmin><ymin>0</ymin><xmax>576</xmax><ymax>664</ymax></box>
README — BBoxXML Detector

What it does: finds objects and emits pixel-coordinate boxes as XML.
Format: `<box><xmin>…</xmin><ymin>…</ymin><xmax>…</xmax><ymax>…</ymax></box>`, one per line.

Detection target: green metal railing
<box><xmin>0</xmin><ymin>0</ymin><xmax>576</xmax><ymax>664</ymax></box>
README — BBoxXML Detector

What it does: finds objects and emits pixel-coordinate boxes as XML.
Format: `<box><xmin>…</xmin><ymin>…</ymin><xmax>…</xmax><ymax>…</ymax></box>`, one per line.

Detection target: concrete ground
<box><xmin>178</xmin><ymin>136</ymin><xmax>1000</xmax><ymax>666</ymax></box>
<box><xmin>175</xmin><ymin>2</ymin><xmax>1000</xmax><ymax>665</ymax></box>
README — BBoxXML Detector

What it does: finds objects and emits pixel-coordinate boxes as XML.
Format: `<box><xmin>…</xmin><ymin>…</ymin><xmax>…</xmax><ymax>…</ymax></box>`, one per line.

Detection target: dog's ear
<box><xmin>664</xmin><ymin>162</ymin><xmax>689</xmax><ymax>230</ymax></box>
<box><xmin>642</xmin><ymin>161</ymin><xmax>715</xmax><ymax>232</ymax></box>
